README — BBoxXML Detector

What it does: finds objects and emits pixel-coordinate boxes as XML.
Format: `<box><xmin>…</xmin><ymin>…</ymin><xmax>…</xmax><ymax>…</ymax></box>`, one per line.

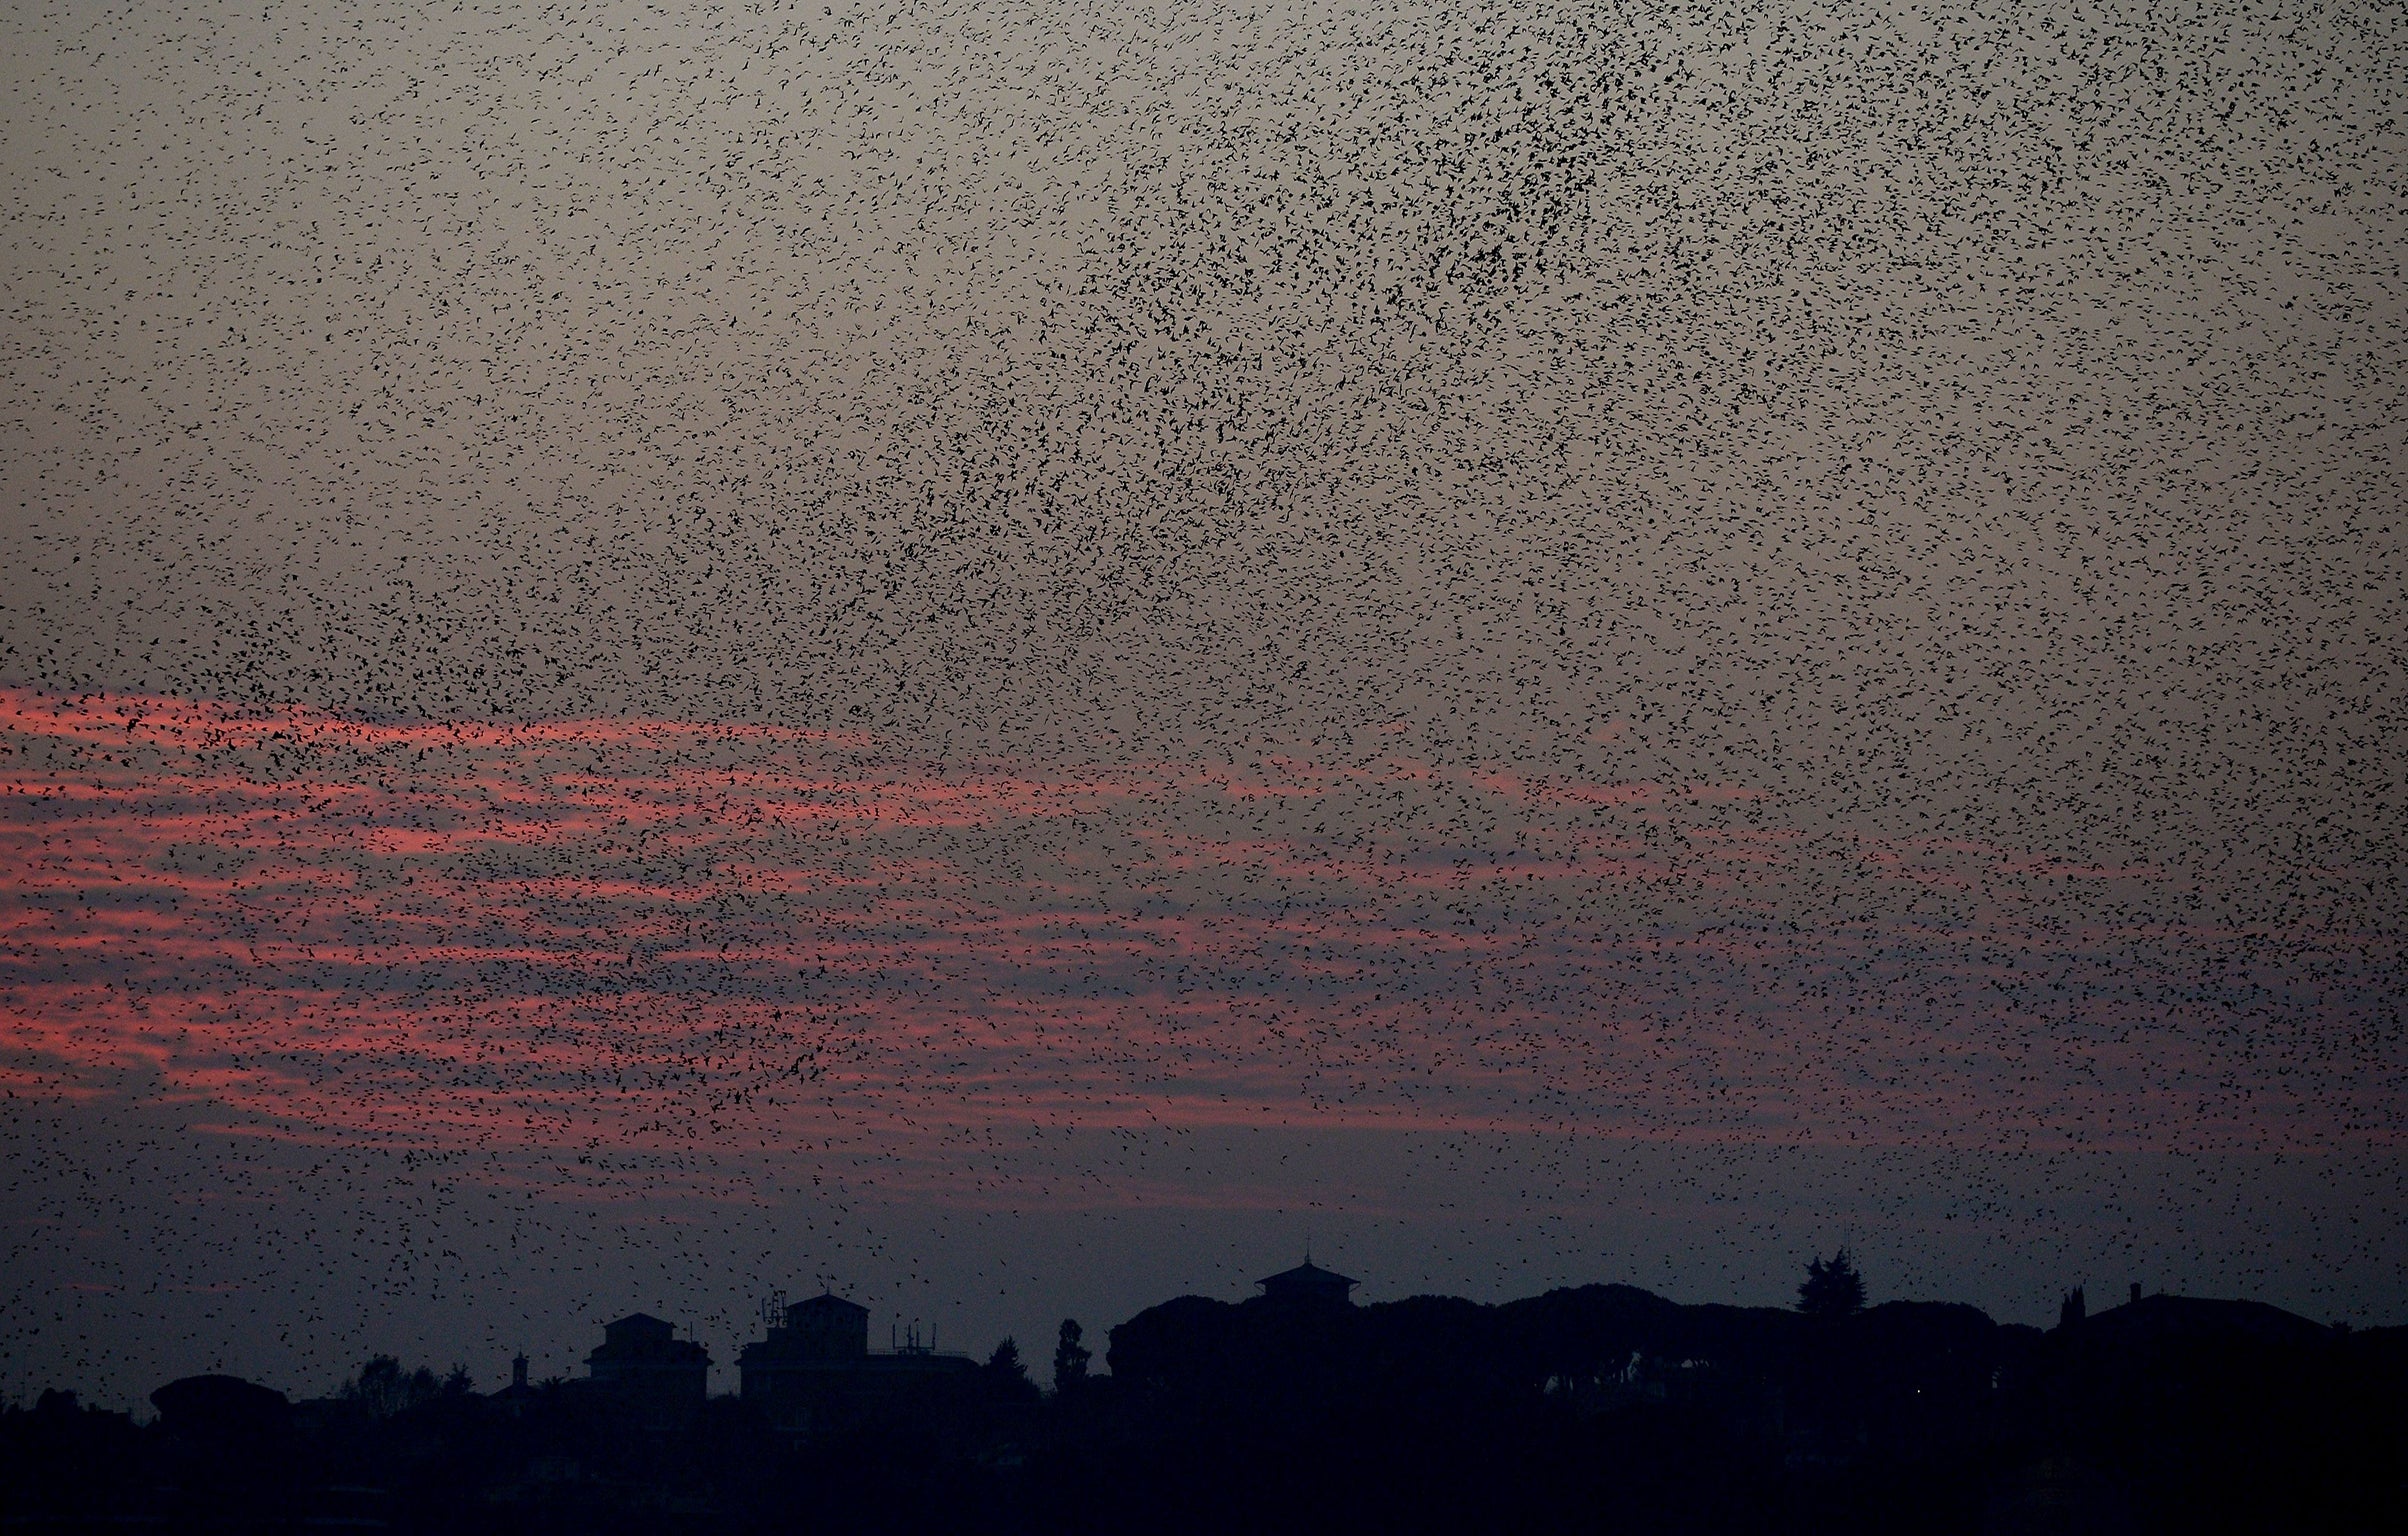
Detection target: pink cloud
<box><xmin>1</xmin><ymin>684</ymin><xmax>2395</xmax><ymax>1204</ymax></box>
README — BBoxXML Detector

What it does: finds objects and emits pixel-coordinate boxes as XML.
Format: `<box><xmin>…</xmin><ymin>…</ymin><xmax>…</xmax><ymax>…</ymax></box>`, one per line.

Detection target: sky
<box><xmin>1</xmin><ymin>0</ymin><xmax>2402</xmax><ymax>1406</ymax></box>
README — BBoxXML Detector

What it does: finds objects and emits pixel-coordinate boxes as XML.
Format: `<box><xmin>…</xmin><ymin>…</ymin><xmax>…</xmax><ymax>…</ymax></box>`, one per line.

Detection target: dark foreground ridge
<box><xmin>7</xmin><ymin>1270</ymin><xmax>2403</xmax><ymax>1534</ymax></box>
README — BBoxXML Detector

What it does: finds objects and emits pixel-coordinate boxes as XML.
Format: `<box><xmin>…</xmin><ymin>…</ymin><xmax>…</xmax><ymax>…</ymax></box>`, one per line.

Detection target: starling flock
<box><xmin>1</xmin><ymin>0</ymin><xmax>2399</xmax><ymax>1404</ymax></box>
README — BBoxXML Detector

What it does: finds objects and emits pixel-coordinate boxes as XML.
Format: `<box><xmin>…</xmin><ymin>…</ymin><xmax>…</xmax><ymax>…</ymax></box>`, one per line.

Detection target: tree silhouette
<box><xmin>983</xmin><ymin>1337</ymin><xmax>1039</xmax><ymax>1402</ymax></box>
<box><xmin>1052</xmin><ymin>1319</ymin><xmax>1091</xmax><ymax>1395</ymax></box>
<box><xmin>1797</xmin><ymin>1250</ymin><xmax>1866</xmax><ymax>1318</ymax></box>
<box><xmin>339</xmin><ymin>1356</ymin><xmax>441</xmax><ymax>1417</ymax></box>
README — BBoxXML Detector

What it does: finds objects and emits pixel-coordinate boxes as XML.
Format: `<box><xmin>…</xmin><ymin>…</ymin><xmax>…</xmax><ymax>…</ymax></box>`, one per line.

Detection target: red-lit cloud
<box><xmin>2</xmin><ymin>688</ymin><xmax>2395</xmax><ymax>1208</ymax></box>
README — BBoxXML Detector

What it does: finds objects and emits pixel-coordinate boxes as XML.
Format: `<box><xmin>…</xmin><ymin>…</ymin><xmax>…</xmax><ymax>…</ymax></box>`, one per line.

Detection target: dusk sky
<box><xmin>3</xmin><ymin>0</ymin><xmax>2402</xmax><ymax>1407</ymax></box>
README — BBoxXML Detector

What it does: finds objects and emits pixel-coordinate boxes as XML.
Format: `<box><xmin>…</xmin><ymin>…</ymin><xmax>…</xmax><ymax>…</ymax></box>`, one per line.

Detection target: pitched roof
<box><xmin>609</xmin><ymin>1312</ymin><xmax>673</xmax><ymax>1330</ymax></box>
<box><xmin>1257</xmin><ymin>1260</ymin><xmax>1357</xmax><ymax>1291</ymax></box>
<box><xmin>791</xmin><ymin>1290</ymin><xmax>869</xmax><ymax>1315</ymax></box>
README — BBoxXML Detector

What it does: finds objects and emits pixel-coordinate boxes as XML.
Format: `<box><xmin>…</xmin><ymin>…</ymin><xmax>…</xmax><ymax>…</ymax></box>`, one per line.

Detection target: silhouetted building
<box><xmin>738</xmin><ymin>1290</ymin><xmax>974</xmax><ymax>1434</ymax></box>
<box><xmin>584</xmin><ymin>1313</ymin><xmax>708</xmax><ymax>1411</ymax></box>
<box><xmin>761</xmin><ymin>1291</ymin><xmax>873</xmax><ymax>1364</ymax></box>
<box><xmin>489</xmin><ymin>1351</ymin><xmax>537</xmax><ymax>1415</ymax></box>
<box><xmin>8</xmin><ymin>1275</ymin><xmax>2397</xmax><ymax>1536</ymax></box>
<box><xmin>1256</xmin><ymin>1259</ymin><xmax>1357</xmax><ymax>1308</ymax></box>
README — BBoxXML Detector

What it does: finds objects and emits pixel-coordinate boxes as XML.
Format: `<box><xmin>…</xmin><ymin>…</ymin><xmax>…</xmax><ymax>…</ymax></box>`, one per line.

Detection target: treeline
<box><xmin>5</xmin><ymin>1283</ymin><xmax>2403</xmax><ymax>1534</ymax></box>
<box><xmin>1099</xmin><ymin>1284</ymin><xmax>2406</xmax><ymax>1534</ymax></box>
